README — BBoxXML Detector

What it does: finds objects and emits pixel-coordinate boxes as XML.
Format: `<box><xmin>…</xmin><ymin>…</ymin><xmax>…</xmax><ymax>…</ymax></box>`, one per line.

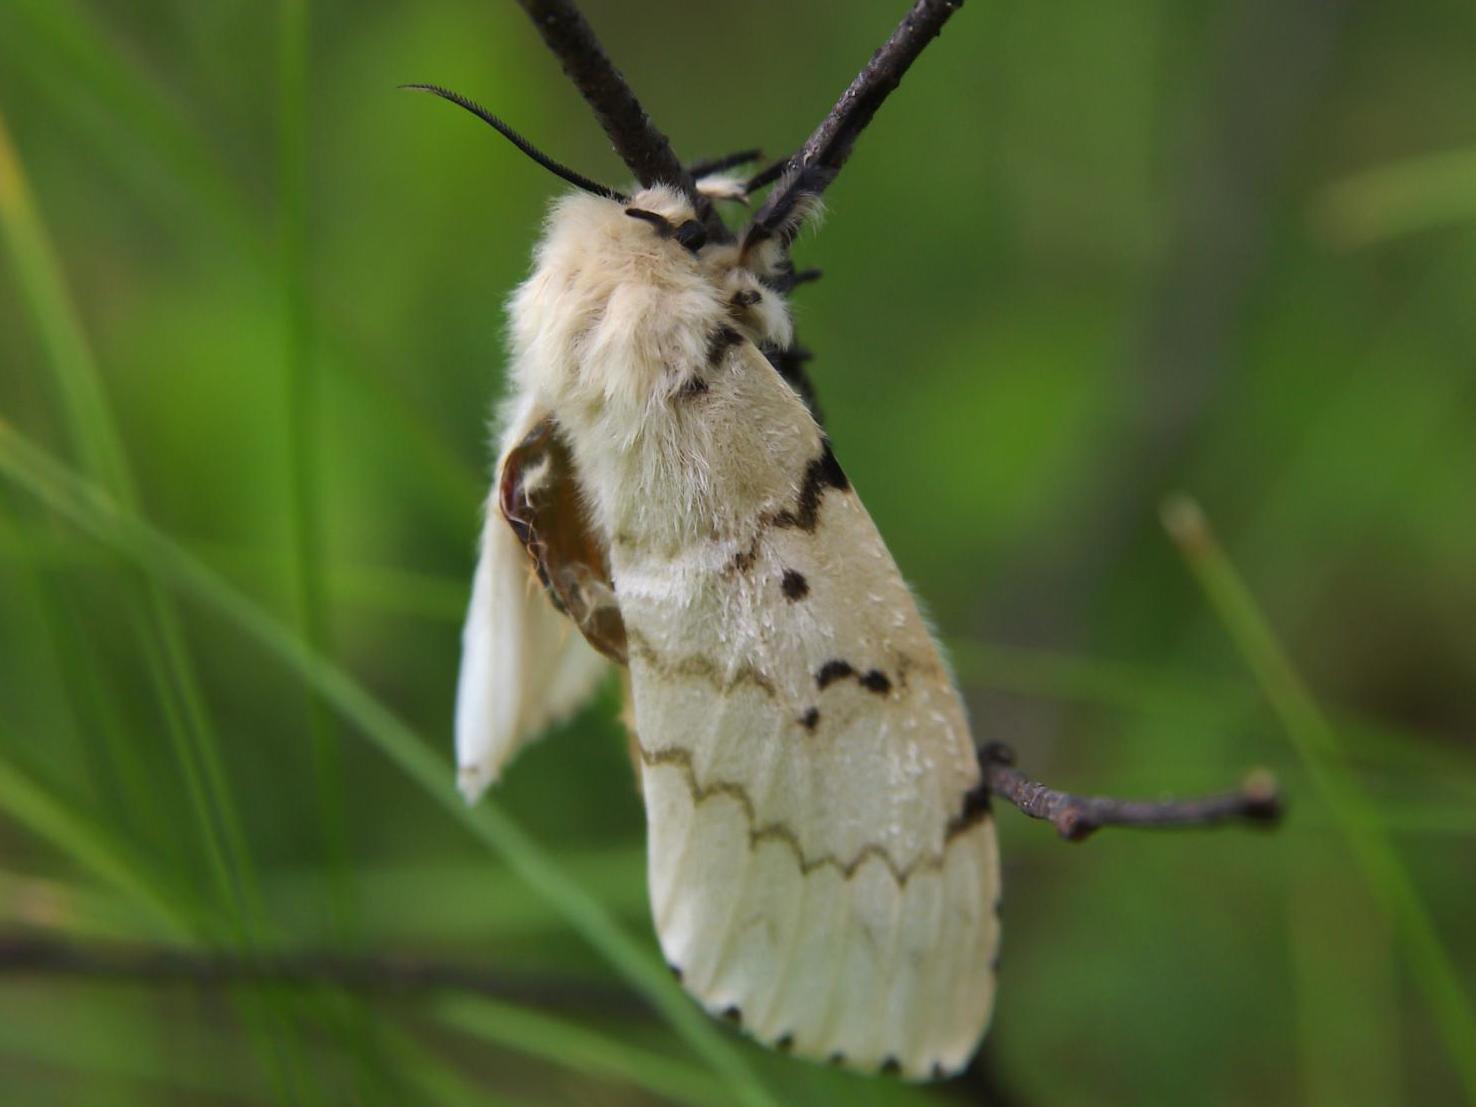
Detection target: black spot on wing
<box><xmin>770</xmin><ymin>438</ymin><xmax>848</xmax><ymax>533</ymax></box>
<box><xmin>799</xmin><ymin>707</ymin><xmax>820</xmax><ymax>732</ymax></box>
<box><xmin>815</xmin><ymin>660</ymin><xmax>855</xmax><ymax>689</ymax></box>
<box><xmin>775</xmin><ymin>1033</ymin><xmax>794</xmax><ymax>1053</ymax></box>
<box><xmin>722</xmin><ymin>1005</ymin><xmax>743</xmax><ymax>1026</ymax></box>
<box><xmin>781</xmin><ymin>569</ymin><xmax>809</xmax><ymax>600</ymax></box>
<box><xmin>881</xmin><ymin>1057</ymin><xmax>902</xmax><ymax>1076</ymax></box>
<box><xmin>815</xmin><ymin>660</ymin><xmax>895</xmax><ymax>697</ymax></box>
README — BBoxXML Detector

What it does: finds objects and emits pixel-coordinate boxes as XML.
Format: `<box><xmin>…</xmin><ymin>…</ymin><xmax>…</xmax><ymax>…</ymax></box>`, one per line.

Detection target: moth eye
<box><xmin>674</xmin><ymin>219</ymin><xmax>707</xmax><ymax>252</ymax></box>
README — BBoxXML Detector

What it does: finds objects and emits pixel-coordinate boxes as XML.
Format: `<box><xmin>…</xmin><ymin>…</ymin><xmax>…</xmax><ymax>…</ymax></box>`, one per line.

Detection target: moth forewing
<box><xmin>611</xmin><ymin>343</ymin><xmax>998</xmax><ymax>1076</ymax></box>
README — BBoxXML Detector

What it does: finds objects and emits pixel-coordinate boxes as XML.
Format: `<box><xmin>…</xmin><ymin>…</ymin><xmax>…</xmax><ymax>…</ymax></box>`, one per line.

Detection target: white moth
<box><xmin>432</xmin><ymin>86</ymin><xmax>1000</xmax><ymax>1079</ymax></box>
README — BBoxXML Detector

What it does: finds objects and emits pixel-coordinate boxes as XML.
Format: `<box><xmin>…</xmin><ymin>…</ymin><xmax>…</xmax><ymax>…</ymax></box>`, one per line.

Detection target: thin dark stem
<box><xmin>512</xmin><ymin>0</ymin><xmax>723</xmax><ymax>235</ymax></box>
<box><xmin>979</xmin><ymin>743</ymin><xmax>1282</xmax><ymax>842</ymax></box>
<box><xmin>744</xmin><ymin>155</ymin><xmax>790</xmax><ymax>194</ymax></box>
<box><xmin>751</xmin><ymin>0</ymin><xmax>965</xmax><ymax>236</ymax></box>
<box><xmin>687</xmin><ymin>148</ymin><xmax>763</xmax><ymax>180</ymax></box>
<box><xmin>0</xmin><ymin>935</ymin><xmax>640</xmax><ymax>1012</ymax></box>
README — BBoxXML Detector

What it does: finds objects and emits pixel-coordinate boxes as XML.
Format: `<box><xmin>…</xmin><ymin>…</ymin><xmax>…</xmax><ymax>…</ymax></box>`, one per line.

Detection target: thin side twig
<box><xmin>979</xmin><ymin>742</ymin><xmax>1282</xmax><ymax>842</ymax></box>
<box><xmin>512</xmin><ymin>0</ymin><xmax>720</xmax><ymax>232</ymax></box>
<box><xmin>751</xmin><ymin>0</ymin><xmax>965</xmax><ymax>234</ymax></box>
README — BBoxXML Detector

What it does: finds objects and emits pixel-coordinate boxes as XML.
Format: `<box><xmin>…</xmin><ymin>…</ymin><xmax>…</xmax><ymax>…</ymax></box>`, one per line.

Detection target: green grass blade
<box><xmin>1164</xmin><ymin>494</ymin><xmax>1476</xmax><ymax>1103</ymax></box>
<box><xmin>0</xmin><ymin>0</ymin><xmax>248</xmax><ymax>237</ymax></box>
<box><xmin>436</xmin><ymin>994</ymin><xmax>733</xmax><ymax>1107</ymax></box>
<box><xmin>379</xmin><ymin>1023</ymin><xmax>530</xmax><ymax>1107</ymax></box>
<box><xmin>275</xmin><ymin>0</ymin><xmax>352</xmax><ymax>939</ymax></box>
<box><xmin>0</xmin><ymin>422</ymin><xmax>780</xmax><ymax>1107</ymax></box>
<box><xmin>1317</xmin><ymin>146</ymin><xmax>1476</xmax><ymax>247</ymax></box>
<box><xmin>0</xmin><ymin>740</ymin><xmax>190</xmax><ymax>936</ymax></box>
<box><xmin>0</xmin><ymin>740</ymin><xmax>647</xmax><ymax>1107</ymax></box>
<box><xmin>0</xmin><ymin>103</ymin><xmax>319</xmax><ymax>1100</ymax></box>
<box><xmin>0</xmin><ymin>0</ymin><xmax>485</xmax><ymax>528</ymax></box>
<box><xmin>0</xmin><ymin>115</ymin><xmax>130</xmax><ymax>494</ymax></box>
<box><xmin>0</xmin><ymin>105</ymin><xmax>260</xmax><ymax>927</ymax></box>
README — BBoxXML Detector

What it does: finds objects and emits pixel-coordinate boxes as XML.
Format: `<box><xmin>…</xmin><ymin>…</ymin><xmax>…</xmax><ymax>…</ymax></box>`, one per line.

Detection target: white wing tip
<box><xmin>457</xmin><ymin>762</ymin><xmax>498</xmax><ymax>805</ymax></box>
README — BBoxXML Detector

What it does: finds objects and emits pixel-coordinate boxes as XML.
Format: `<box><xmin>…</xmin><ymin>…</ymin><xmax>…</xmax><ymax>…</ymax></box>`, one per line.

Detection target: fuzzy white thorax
<box><xmin>507</xmin><ymin>187</ymin><xmax>804</xmax><ymax>550</ymax></box>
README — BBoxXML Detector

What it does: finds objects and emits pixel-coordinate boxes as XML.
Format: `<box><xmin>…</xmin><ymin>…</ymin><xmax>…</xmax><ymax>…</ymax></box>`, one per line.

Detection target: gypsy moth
<box><xmin>422</xmin><ymin>80</ymin><xmax>1000</xmax><ymax>1073</ymax></box>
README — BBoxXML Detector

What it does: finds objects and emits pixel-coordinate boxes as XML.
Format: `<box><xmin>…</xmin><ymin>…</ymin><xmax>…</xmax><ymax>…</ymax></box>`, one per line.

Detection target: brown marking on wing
<box><xmin>627</xmin><ymin>627</ymin><xmax>776</xmax><ymax>697</ymax></box>
<box><xmin>499</xmin><ymin>417</ymin><xmax>628</xmax><ymax>664</ymax></box>
<box><xmin>726</xmin><ymin>534</ymin><xmax>761</xmax><ymax>575</ymax></box>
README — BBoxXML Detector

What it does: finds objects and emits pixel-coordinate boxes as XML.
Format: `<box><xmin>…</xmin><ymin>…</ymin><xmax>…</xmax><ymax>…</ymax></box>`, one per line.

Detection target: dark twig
<box><xmin>512</xmin><ymin>0</ymin><xmax>722</xmax><ymax>235</ymax></box>
<box><xmin>0</xmin><ymin>935</ymin><xmax>641</xmax><ymax>1012</ymax></box>
<box><xmin>979</xmin><ymin>743</ymin><xmax>1282</xmax><ymax>842</ymax></box>
<box><xmin>751</xmin><ymin>0</ymin><xmax>965</xmax><ymax>236</ymax></box>
<box><xmin>744</xmin><ymin>154</ymin><xmax>791</xmax><ymax>194</ymax></box>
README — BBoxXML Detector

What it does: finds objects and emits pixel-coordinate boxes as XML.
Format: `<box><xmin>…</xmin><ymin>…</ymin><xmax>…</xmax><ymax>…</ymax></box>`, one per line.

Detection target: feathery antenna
<box><xmin>401</xmin><ymin>83</ymin><xmax>627</xmax><ymax>202</ymax></box>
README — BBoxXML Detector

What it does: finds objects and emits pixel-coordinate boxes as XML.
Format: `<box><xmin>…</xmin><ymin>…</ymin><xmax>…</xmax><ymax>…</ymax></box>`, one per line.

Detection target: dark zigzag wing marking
<box><xmin>638</xmin><ymin>743</ymin><xmax>992</xmax><ymax>887</ymax></box>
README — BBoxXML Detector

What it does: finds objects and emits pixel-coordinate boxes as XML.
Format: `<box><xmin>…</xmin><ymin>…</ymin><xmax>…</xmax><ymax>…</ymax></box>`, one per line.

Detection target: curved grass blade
<box><xmin>1164</xmin><ymin>495</ymin><xmax>1476</xmax><ymax>1103</ymax></box>
<box><xmin>0</xmin><ymin>104</ymin><xmax>263</xmax><ymax>936</ymax></box>
<box><xmin>0</xmin><ymin>422</ymin><xmax>779</xmax><ymax>1107</ymax></box>
<box><xmin>436</xmin><ymin>994</ymin><xmax>732</xmax><ymax>1107</ymax></box>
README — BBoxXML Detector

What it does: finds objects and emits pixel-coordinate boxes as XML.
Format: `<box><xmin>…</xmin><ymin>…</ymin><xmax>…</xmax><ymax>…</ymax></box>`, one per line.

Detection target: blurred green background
<box><xmin>2</xmin><ymin>0</ymin><xmax>1474</xmax><ymax>1104</ymax></box>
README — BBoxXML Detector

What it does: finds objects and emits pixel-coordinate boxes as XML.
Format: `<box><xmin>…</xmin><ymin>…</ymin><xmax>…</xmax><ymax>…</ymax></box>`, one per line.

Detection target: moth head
<box><xmin>620</xmin><ymin>187</ymin><xmax>795</xmax><ymax>351</ymax></box>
